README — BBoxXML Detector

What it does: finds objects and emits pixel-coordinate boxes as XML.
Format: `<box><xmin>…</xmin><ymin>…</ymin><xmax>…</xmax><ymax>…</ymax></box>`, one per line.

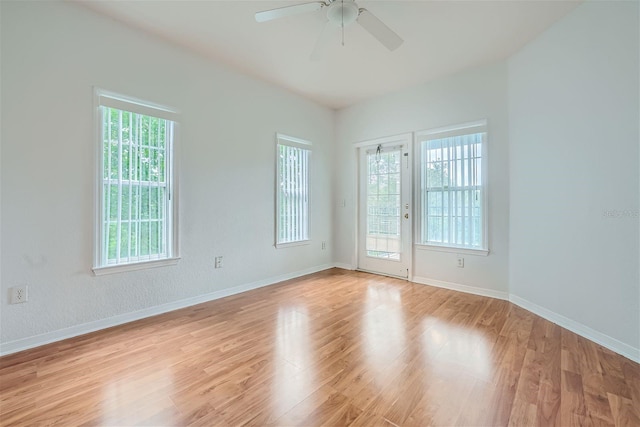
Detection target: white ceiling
<box><xmin>79</xmin><ymin>0</ymin><xmax>581</xmax><ymax>110</ymax></box>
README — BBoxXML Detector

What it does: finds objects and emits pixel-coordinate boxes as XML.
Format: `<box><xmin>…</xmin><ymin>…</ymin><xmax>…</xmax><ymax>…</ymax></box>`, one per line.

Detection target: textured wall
<box><xmin>1</xmin><ymin>1</ymin><xmax>334</xmax><ymax>345</ymax></box>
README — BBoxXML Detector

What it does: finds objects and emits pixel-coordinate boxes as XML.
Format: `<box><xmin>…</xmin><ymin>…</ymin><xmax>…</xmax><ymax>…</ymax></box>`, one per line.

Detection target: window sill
<box><xmin>275</xmin><ymin>240</ymin><xmax>310</xmax><ymax>249</ymax></box>
<box><xmin>93</xmin><ymin>257</ymin><xmax>181</xmax><ymax>276</ymax></box>
<box><xmin>415</xmin><ymin>244</ymin><xmax>489</xmax><ymax>257</ymax></box>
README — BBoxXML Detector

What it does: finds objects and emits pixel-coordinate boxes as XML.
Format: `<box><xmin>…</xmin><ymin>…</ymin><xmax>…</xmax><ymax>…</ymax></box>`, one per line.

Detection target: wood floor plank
<box><xmin>561</xmin><ymin>368</ymin><xmax>588</xmax><ymax>426</ymax></box>
<box><xmin>608</xmin><ymin>392</ymin><xmax>640</xmax><ymax>427</ymax></box>
<box><xmin>536</xmin><ymin>321</ymin><xmax>562</xmax><ymax>425</ymax></box>
<box><xmin>1</xmin><ymin>268</ymin><xmax>637</xmax><ymax>426</ymax></box>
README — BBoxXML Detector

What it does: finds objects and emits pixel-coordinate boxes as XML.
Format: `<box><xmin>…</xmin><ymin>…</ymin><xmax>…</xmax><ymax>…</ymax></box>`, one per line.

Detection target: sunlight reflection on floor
<box><xmin>273</xmin><ymin>306</ymin><xmax>313</xmax><ymax>416</ymax></box>
<box><xmin>101</xmin><ymin>367</ymin><xmax>175</xmax><ymax>425</ymax></box>
<box><xmin>421</xmin><ymin>317</ymin><xmax>492</xmax><ymax>381</ymax></box>
<box><xmin>362</xmin><ymin>285</ymin><xmax>406</xmax><ymax>377</ymax></box>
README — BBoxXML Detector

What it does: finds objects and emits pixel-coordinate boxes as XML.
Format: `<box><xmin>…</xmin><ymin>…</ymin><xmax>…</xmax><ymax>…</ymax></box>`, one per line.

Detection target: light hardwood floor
<box><xmin>1</xmin><ymin>269</ymin><xmax>638</xmax><ymax>426</ymax></box>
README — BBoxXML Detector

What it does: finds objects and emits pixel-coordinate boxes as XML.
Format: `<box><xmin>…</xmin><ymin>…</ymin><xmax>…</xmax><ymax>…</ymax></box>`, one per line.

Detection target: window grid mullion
<box><xmin>284</xmin><ymin>145</ymin><xmax>289</xmax><ymax>243</ymax></box>
<box><xmin>446</xmin><ymin>139</ymin><xmax>451</xmax><ymax>245</ymax></box>
<box><xmin>283</xmin><ymin>146</ymin><xmax>287</xmax><ymax>243</ymax></box>
<box><xmin>469</xmin><ymin>138</ymin><xmax>474</xmax><ymax>246</ymax></box>
<box><xmin>299</xmin><ymin>148</ymin><xmax>303</xmax><ymax>241</ymax></box>
<box><xmin>300</xmin><ymin>148</ymin><xmax>305</xmax><ymax>241</ymax></box>
<box><xmin>104</xmin><ymin>108</ymin><xmax>111</xmax><ymax>266</ymax></box>
<box><xmin>284</xmin><ymin>145</ymin><xmax>288</xmax><ymax>243</ymax></box>
<box><xmin>459</xmin><ymin>136</ymin><xmax>466</xmax><ymax>246</ymax></box>
<box><xmin>163</xmin><ymin>125</ymin><xmax>168</xmax><ymax>253</ymax></box>
<box><xmin>470</xmin><ymin>137</ymin><xmax>476</xmax><ymax>246</ymax></box>
<box><xmin>286</xmin><ymin>145</ymin><xmax>291</xmax><ymax>243</ymax></box>
<box><xmin>156</xmin><ymin>117</ymin><xmax>161</xmax><ymax>257</ymax></box>
<box><xmin>300</xmin><ymin>150</ymin><xmax>303</xmax><ymax>241</ymax></box>
<box><xmin>295</xmin><ymin>147</ymin><xmax>298</xmax><ymax>241</ymax></box>
<box><xmin>424</xmin><ymin>147</ymin><xmax>429</xmax><ymax>244</ymax></box>
<box><xmin>136</xmin><ymin>115</ymin><xmax>143</xmax><ymax>260</ymax></box>
<box><xmin>127</xmin><ymin>111</ymin><xmax>134</xmax><ymax>261</ymax></box>
<box><xmin>277</xmin><ymin>146</ymin><xmax>282</xmax><ymax>242</ymax></box>
<box><xmin>299</xmin><ymin>149</ymin><xmax>304</xmax><ymax>241</ymax></box>
<box><xmin>166</xmin><ymin>122</ymin><xmax>173</xmax><ymax>256</ymax></box>
<box><xmin>293</xmin><ymin>147</ymin><xmax>297</xmax><ymax>241</ymax></box>
<box><xmin>306</xmin><ymin>150</ymin><xmax>310</xmax><ymax>240</ymax></box>
<box><xmin>115</xmin><ymin>110</ymin><xmax>124</xmax><ymax>263</ymax></box>
<box><xmin>146</xmin><ymin>116</ymin><xmax>152</xmax><ymax>259</ymax></box>
<box><xmin>296</xmin><ymin>148</ymin><xmax>301</xmax><ymax>241</ymax></box>
<box><xmin>480</xmin><ymin>134</ymin><xmax>485</xmax><ymax>248</ymax></box>
<box><xmin>421</xmin><ymin>149</ymin><xmax>425</xmax><ymax>243</ymax></box>
<box><xmin>278</xmin><ymin>145</ymin><xmax>284</xmax><ymax>242</ymax></box>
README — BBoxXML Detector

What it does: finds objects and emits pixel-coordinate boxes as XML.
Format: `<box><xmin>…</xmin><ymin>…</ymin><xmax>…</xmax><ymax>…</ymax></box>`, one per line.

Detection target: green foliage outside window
<box><xmin>102</xmin><ymin>107</ymin><xmax>168</xmax><ymax>262</ymax></box>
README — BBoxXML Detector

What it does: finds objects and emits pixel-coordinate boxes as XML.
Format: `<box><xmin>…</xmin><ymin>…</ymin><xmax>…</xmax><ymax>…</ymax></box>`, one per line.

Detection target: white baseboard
<box><xmin>510</xmin><ymin>295</ymin><xmax>640</xmax><ymax>364</ymax></box>
<box><xmin>411</xmin><ymin>276</ymin><xmax>639</xmax><ymax>363</ymax></box>
<box><xmin>333</xmin><ymin>263</ymin><xmax>355</xmax><ymax>270</ymax></box>
<box><xmin>0</xmin><ymin>263</ymin><xmax>336</xmax><ymax>357</ymax></box>
<box><xmin>412</xmin><ymin>276</ymin><xmax>509</xmax><ymax>300</ymax></box>
<box><xmin>3</xmin><ymin>265</ymin><xmax>638</xmax><ymax>365</ymax></box>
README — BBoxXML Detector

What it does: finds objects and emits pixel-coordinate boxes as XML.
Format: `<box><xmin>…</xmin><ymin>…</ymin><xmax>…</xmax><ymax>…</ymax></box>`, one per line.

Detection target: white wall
<box><xmin>508</xmin><ymin>0</ymin><xmax>639</xmax><ymax>356</ymax></box>
<box><xmin>0</xmin><ymin>1</ymin><xmax>334</xmax><ymax>349</ymax></box>
<box><xmin>2</xmin><ymin>0</ymin><xmax>638</xmax><ymax>362</ymax></box>
<box><xmin>334</xmin><ymin>63</ymin><xmax>510</xmax><ymax>296</ymax></box>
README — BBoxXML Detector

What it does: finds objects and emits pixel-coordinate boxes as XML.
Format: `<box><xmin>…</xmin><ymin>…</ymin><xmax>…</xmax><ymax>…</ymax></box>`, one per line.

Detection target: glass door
<box><xmin>358</xmin><ymin>136</ymin><xmax>411</xmax><ymax>278</ymax></box>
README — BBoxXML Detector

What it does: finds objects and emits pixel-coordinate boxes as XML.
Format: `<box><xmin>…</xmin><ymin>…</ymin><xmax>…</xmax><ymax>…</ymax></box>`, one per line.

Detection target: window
<box><xmin>416</xmin><ymin>121</ymin><xmax>487</xmax><ymax>253</ymax></box>
<box><xmin>276</xmin><ymin>134</ymin><xmax>311</xmax><ymax>247</ymax></box>
<box><xmin>93</xmin><ymin>90</ymin><xmax>179</xmax><ymax>274</ymax></box>
<box><xmin>366</xmin><ymin>146</ymin><xmax>402</xmax><ymax>259</ymax></box>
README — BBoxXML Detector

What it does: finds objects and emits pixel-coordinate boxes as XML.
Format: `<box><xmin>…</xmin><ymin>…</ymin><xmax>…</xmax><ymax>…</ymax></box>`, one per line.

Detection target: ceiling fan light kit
<box><xmin>327</xmin><ymin>1</ymin><xmax>359</xmax><ymax>27</ymax></box>
<box><xmin>255</xmin><ymin>0</ymin><xmax>403</xmax><ymax>54</ymax></box>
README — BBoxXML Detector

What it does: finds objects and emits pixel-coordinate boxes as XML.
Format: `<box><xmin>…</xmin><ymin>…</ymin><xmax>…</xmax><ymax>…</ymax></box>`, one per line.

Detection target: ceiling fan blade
<box><xmin>357</xmin><ymin>8</ymin><xmax>403</xmax><ymax>51</ymax></box>
<box><xmin>310</xmin><ymin>21</ymin><xmax>332</xmax><ymax>61</ymax></box>
<box><xmin>255</xmin><ymin>2</ymin><xmax>326</xmax><ymax>23</ymax></box>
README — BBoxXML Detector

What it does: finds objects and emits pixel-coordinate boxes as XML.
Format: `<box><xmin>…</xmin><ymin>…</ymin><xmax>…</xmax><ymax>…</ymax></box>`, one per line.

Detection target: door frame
<box><xmin>354</xmin><ymin>133</ymin><xmax>413</xmax><ymax>280</ymax></box>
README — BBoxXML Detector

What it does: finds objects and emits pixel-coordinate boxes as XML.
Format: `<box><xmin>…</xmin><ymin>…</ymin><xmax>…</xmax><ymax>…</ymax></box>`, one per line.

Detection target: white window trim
<box><xmin>92</xmin><ymin>88</ymin><xmax>180</xmax><ymax>275</ymax></box>
<box><xmin>97</xmin><ymin>90</ymin><xmax>179</xmax><ymax>122</ymax></box>
<box><xmin>417</xmin><ymin>119</ymin><xmax>487</xmax><ymax>138</ymax></box>
<box><xmin>275</xmin><ymin>240</ymin><xmax>311</xmax><ymax>249</ymax></box>
<box><xmin>414</xmin><ymin>120</ymin><xmax>489</xmax><ymax>252</ymax></box>
<box><xmin>93</xmin><ymin>257</ymin><xmax>181</xmax><ymax>276</ymax></box>
<box><xmin>275</xmin><ymin>133</ymin><xmax>312</xmax><ymax>248</ymax></box>
<box><xmin>415</xmin><ymin>244</ymin><xmax>489</xmax><ymax>257</ymax></box>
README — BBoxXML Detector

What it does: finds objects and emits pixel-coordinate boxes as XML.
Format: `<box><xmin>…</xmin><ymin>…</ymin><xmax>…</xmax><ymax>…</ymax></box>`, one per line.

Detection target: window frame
<box><xmin>92</xmin><ymin>88</ymin><xmax>180</xmax><ymax>275</ymax></box>
<box><xmin>275</xmin><ymin>133</ymin><xmax>312</xmax><ymax>249</ymax></box>
<box><xmin>415</xmin><ymin>120</ymin><xmax>489</xmax><ymax>255</ymax></box>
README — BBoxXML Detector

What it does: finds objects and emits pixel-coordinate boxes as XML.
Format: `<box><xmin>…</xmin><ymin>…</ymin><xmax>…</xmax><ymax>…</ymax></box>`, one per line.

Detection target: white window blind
<box><xmin>417</xmin><ymin>122</ymin><xmax>487</xmax><ymax>251</ymax></box>
<box><xmin>276</xmin><ymin>134</ymin><xmax>311</xmax><ymax>247</ymax></box>
<box><xmin>94</xmin><ymin>90</ymin><xmax>179</xmax><ymax>273</ymax></box>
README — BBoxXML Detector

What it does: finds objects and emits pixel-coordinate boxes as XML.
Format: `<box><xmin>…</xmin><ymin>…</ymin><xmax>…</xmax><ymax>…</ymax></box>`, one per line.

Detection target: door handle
<box><xmin>404</xmin><ymin>213</ymin><xmax>409</xmax><ymax>219</ymax></box>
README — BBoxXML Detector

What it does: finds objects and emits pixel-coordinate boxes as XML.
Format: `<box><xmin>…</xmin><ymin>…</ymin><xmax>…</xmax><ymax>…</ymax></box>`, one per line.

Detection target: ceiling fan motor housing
<box><xmin>327</xmin><ymin>0</ymin><xmax>359</xmax><ymax>27</ymax></box>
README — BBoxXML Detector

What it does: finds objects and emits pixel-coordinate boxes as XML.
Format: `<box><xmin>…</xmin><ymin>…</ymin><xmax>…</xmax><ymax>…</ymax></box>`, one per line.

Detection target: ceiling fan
<box><xmin>255</xmin><ymin>0</ymin><xmax>403</xmax><ymax>58</ymax></box>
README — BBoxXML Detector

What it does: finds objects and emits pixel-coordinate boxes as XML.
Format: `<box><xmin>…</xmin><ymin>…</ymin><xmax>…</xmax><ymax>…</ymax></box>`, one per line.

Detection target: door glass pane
<box><xmin>366</xmin><ymin>149</ymin><xmax>401</xmax><ymax>260</ymax></box>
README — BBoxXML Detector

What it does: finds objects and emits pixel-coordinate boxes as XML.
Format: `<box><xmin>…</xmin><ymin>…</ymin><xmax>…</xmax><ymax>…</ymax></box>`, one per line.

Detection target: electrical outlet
<box><xmin>10</xmin><ymin>286</ymin><xmax>28</xmax><ymax>304</ymax></box>
<box><xmin>321</xmin><ymin>241</ymin><xmax>326</xmax><ymax>250</ymax></box>
<box><xmin>457</xmin><ymin>256</ymin><xmax>464</xmax><ymax>268</ymax></box>
<box><xmin>215</xmin><ymin>256</ymin><xmax>223</xmax><ymax>269</ymax></box>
